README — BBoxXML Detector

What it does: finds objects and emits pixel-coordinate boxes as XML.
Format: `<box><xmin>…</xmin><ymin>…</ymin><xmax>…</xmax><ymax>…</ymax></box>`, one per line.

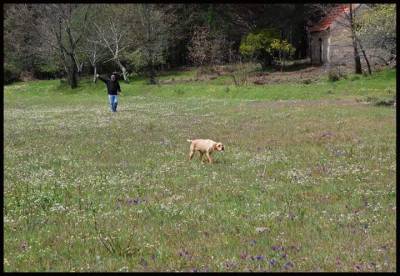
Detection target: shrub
<box><xmin>4</xmin><ymin>63</ymin><xmax>20</xmax><ymax>84</ymax></box>
<box><xmin>197</xmin><ymin>66</ymin><xmax>217</xmax><ymax>76</ymax></box>
<box><xmin>328</xmin><ymin>69</ymin><xmax>346</xmax><ymax>82</ymax></box>
<box><xmin>34</xmin><ymin>63</ymin><xmax>60</xmax><ymax>80</ymax></box>
<box><xmin>239</xmin><ymin>28</ymin><xmax>281</xmax><ymax>70</ymax></box>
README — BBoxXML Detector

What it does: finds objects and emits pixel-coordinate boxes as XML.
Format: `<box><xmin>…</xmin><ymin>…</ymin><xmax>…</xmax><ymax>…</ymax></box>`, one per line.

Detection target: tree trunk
<box><xmin>148</xmin><ymin>62</ymin><xmax>156</xmax><ymax>85</ymax></box>
<box><xmin>115</xmin><ymin>59</ymin><xmax>129</xmax><ymax>83</ymax></box>
<box><xmin>353</xmin><ymin>44</ymin><xmax>362</xmax><ymax>74</ymax></box>
<box><xmin>68</xmin><ymin>67</ymin><xmax>78</xmax><ymax>89</ymax></box>
<box><xmin>93</xmin><ymin>65</ymin><xmax>97</xmax><ymax>83</ymax></box>
<box><xmin>121</xmin><ymin>66</ymin><xmax>128</xmax><ymax>83</ymax></box>
<box><xmin>77</xmin><ymin>63</ymin><xmax>83</xmax><ymax>77</ymax></box>
<box><xmin>349</xmin><ymin>4</ymin><xmax>362</xmax><ymax>74</ymax></box>
<box><xmin>67</xmin><ymin>55</ymin><xmax>78</xmax><ymax>89</ymax></box>
<box><xmin>357</xmin><ymin>39</ymin><xmax>372</xmax><ymax>75</ymax></box>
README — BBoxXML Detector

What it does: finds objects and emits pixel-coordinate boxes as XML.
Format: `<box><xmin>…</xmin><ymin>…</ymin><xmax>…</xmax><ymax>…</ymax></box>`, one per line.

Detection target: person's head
<box><xmin>111</xmin><ymin>74</ymin><xmax>116</xmax><ymax>81</ymax></box>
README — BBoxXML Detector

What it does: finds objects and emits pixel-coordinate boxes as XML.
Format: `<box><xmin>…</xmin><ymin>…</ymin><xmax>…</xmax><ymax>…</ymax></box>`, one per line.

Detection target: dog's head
<box><xmin>215</xmin><ymin>142</ymin><xmax>225</xmax><ymax>152</ymax></box>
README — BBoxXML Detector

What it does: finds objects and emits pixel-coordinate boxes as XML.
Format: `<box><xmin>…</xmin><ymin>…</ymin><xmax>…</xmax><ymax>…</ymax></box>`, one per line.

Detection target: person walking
<box><xmin>96</xmin><ymin>73</ymin><xmax>122</xmax><ymax>112</ymax></box>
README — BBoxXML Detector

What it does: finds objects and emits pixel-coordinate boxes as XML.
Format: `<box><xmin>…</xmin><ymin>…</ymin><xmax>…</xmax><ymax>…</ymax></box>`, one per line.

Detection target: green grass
<box><xmin>4</xmin><ymin>68</ymin><xmax>396</xmax><ymax>272</ymax></box>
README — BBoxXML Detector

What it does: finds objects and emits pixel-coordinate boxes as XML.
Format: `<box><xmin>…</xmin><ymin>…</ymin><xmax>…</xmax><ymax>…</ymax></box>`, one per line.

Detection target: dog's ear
<box><xmin>213</xmin><ymin>143</ymin><xmax>218</xmax><ymax>150</ymax></box>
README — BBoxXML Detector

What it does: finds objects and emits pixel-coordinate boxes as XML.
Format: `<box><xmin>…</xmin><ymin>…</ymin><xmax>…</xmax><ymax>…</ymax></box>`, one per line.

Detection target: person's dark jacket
<box><xmin>98</xmin><ymin>76</ymin><xmax>121</xmax><ymax>95</ymax></box>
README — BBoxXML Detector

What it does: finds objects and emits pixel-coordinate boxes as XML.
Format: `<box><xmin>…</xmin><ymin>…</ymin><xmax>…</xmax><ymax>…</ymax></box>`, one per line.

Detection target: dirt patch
<box><xmin>242</xmin><ymin>99</ymin><xmax>366</xmax><ymax>110</ymax></box>
<box><xmin>159</xmin><ymin>64</ymin><xmax>329</xmax><ymax>85</ymax></box>
<box><xmin>159</xmin><ymin>73</ymin><xmax>220</xmax><ymax>84</ymax></box>
<box><xmin>20</xmin><ymin>71</ymin><xmax>36</xmax><ymax>82</ymax></box>
<box><xmin>246</xmin><ymin>66</ymin><xmax>327</xmax><ymax>85</ymax></box>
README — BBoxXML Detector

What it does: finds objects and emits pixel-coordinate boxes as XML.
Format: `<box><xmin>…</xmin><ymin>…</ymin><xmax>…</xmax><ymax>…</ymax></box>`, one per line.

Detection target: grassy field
<box><xmin>4</xmin><ymin>67</ymin><xmax>396</xmax><ymax>272</ymax></box>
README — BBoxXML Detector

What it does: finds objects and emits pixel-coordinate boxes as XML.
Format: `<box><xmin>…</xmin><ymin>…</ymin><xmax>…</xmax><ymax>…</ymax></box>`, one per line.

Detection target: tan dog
<box><xmin>187</xmin><ymin>139</ymin><xmax>224</xmax><ymax>163</ymax></box>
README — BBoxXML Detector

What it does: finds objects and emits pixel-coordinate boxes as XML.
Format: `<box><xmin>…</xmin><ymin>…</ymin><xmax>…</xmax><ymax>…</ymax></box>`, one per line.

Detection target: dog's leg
<box><xmin>189</xmin><ymin>144</ymin><xmax>195</xmax><ymax>161</ymax></box>
<box><xmin>206</xmin><ymin>152</ymin><xmax>213</xmax><ymax>164</ymax></box>
<box><xmin>199</xmin><ymin>152</ymin><xmax>204</xmax><ymax>162</ymax></box>
<box><xmin>189</xmin><ymin>149</ymin><xmax>195</xmax><ymax>160</ymax></box>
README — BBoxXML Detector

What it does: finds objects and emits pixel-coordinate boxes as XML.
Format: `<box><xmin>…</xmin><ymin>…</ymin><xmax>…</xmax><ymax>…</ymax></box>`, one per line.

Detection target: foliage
<box><xmin>2</xmin><ymin>3</ymin><xmax>395</xmax><ymax>85</ymax></box>
<box><xmin>270</xmin><ymin>39</ymin><xmax>296</xmax><ymax>58</ymax></box>
<box><xmin>188</xmin><ymin>26</ymin><xmax>231</xmax><ymax>68</ymax></box>
<box><xmin>239</xmin><ymin>28</ymin><xmax>281</xmax><ymax>70</ymax></box>
<box><xmin>327</xmin><ymin>68</ymin><xmax>346</xmax><ymax>82</ymax></box>
<box><xmin>4</xmin><ymin>63</ymin><xmax>20</xmax><ymax>84</ymax></box>
<box><xmin>3</xmin><ymin>4</ymin><xmax>47</xmax><ymax>80</ymax></box>
<box><xmin>355</xmin><ymin>4</ymin><xmax>396</xmax><ymax>66</ymax></box>
<box><xmin>124</xmin><ymin>4</ymin><xmax>170</xmax><ymax>84</ymax></box>
<box><xmin>270</xmin><ymin>39</ymin><xmax>296</xmax><ymax>70</ymax></box>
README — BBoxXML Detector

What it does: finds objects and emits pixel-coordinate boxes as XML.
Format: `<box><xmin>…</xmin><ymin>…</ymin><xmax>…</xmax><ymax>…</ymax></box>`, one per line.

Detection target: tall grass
<box><xmin>4</xmin><ymin>68</ymin><xmax>396</xmax><ymax>272</ymax></box>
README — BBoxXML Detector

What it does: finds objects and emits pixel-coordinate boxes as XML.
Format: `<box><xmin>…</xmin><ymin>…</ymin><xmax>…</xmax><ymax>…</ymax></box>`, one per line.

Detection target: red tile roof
<box><xmin>309</xmin><ymin>4</ymin><xmax>350</xmax><ymax>33</ymax></box>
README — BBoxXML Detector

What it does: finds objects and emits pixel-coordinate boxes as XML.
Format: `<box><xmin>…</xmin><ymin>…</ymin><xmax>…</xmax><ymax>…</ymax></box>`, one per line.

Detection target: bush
<box><xmin>196</xmin><ymin>65</ymin><xmax>217</xmax><ymax>77</ymax></box>
<box><xmin>4</xmin><ymin>63</ymin><xmax>20</xmax><ymax>84</ymax></box>
<box><xmin>365</xmin><ymin>96</ymin><xmax>396</xmax><ymax>106</ymax></box>
<box><xmin>34</xmin><ymin>63</ymin><xmax>60</xmax><ymax>80</ymax></box>
<box><xmin>328</xmin><ymin>69</ymin><xmax>346</xmax><ymax>82</ymax></box>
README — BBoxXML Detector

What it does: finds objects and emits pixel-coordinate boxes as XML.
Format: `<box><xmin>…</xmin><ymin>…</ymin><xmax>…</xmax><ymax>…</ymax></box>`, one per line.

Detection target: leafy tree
<box><xmin>4</xmin><ymin>4</ymin><xmax>47</xmax><ymax>82</ymax></box>
<box><xmin>270</xmin><ymin>39</ymin><xmax>296</xmax><ymax>71</ymax></box>
<box><xmin>355</xmin><ymin>4</ymin><xmax>396</xmax><ymax>68</ymax></box>
<box><xmin>239</xmin><ymin>28</ymin><xmax>280</xmax><ymax>70</ymax></box>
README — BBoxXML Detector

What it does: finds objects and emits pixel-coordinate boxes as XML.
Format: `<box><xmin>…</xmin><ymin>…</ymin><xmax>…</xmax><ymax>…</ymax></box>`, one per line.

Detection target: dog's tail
<box><xmin>187</xmin><ymin>139</ymin><xmax>192</xmax><ymax>143</ymax></box>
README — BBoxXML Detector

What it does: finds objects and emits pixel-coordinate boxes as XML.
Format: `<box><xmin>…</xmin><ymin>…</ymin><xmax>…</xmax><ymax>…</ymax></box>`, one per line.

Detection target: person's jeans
<box><xmin>108</xmin><ymin>95</ymin><xmax>118</xmax><ymax>112</ymax></box>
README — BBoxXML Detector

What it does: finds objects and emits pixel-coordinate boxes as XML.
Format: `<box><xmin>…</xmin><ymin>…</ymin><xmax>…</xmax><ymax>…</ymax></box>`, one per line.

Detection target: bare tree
<box><xmin>37</xmin><ymin>4</ymin><xmax>90</xmax><ymax>88</ymax></box>
<box><xmin>188</xmin><ymin>25</ymin><xmax>230</xmax><ymax>71</ymax></box>
<box><xmin>83</xmin><ymin>41</ymin><xmax>108</xmax><ymax>83</ymax></box>
<box><xmin>188</xmin><ymin>26</ymin><xmax>213</xmax><ymax>67</ymax></box>
<box><xmin>127</xmin><ymin>4</ymin><xmax>170</xmax><ymax>84</ymax></box>
<box><xmin>92</xmin><ymin>5</ymin><xmax>132</xmax><ymax>82</ymax></box>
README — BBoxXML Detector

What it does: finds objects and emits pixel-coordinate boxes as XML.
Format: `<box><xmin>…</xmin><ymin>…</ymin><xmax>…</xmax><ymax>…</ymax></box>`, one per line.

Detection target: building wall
<box><xmin>309</xmin><ymin>5</ymin><xmax>369</xmax><ymax>71</ymax></box>
<box><xmin>328</xmin><ymin>13</ymin><xmax>355</xmax><ymax>68</ymax></box>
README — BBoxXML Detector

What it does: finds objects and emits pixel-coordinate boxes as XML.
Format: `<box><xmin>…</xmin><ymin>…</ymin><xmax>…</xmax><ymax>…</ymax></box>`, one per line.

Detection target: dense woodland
<box><xmin>4</xmin><ymin>3</ymin><xmax>396</xmax><ymax>87</ymax></box>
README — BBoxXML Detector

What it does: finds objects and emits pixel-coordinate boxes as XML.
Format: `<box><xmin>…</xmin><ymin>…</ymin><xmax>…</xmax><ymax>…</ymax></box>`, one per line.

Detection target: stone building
<box><xmin>307</xmin><ymin>4</ymin><xmax>365</xmax><ymax>69</ymax></box>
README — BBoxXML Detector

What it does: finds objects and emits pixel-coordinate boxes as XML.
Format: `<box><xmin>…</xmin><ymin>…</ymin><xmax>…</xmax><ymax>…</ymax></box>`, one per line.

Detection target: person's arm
<box><xmin>96</xmin><ymin>74</ymin><xmax>107</xmax><ymax>83</ymax></box>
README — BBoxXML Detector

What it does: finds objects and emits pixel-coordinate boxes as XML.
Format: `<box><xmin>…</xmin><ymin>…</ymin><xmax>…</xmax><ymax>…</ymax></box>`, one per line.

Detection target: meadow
<box><xmin>3</xmin><ymin>67</ymin><xmax>396</xmax><ymax>272</ymax></box>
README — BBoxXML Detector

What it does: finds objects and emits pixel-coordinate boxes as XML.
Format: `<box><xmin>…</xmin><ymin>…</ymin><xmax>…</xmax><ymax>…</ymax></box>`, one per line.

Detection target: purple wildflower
<box><xmin>269</xmin><ymin>258</ymin><xmax>277</xmax><ymax>266</ymax></box>
<box><xmin>133</xmin><ymin>198</ymin><xmax>141</xmax><ymax>205</ymax></box>
<box><xmin>255</xmin><ymin>255</ymin><xmax>265</xmax><ymax>261</ymax></box>
<box><xmin>283</xmin><ymin>261</ymin><xmax>294</xmax><ymax>270</ymax></box>
<box><xmin>140</xmin><ymin>258</ymin><xmax>148</xmax><ymax>267</ymax></box>
<box><xmin>272</xmin><ymin>245</ymin><xmax>284</xmax><ymax>251</ymax></box>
